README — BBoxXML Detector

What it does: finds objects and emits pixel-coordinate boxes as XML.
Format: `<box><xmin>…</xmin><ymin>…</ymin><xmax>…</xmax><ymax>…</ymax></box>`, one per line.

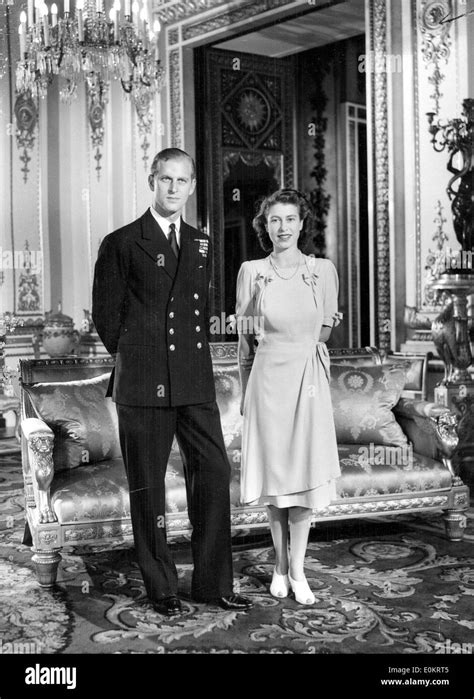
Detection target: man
<box><xmin>92</xmin><ymin>148</ymin><xmax>252</xmax><ymax>616</ymax></box>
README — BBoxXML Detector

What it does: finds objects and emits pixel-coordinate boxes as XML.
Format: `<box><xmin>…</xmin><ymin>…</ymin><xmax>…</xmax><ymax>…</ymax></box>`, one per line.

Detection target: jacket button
<box><xmin>194</xmin><ymin>293</ymin><xmax>199</xmax><ymax>299</ymax></box>
<box><xmin>196</xmin><ymin>326</ymin><xmax>200</xmax><ymax>332</ymax></box>
<box><xmin>170</xmin><ymin>297</ymin><xmax>174</xmax><ymax>303</ymax></box>
<box><xmin>169</xmin><ymin>328</ymin><xmax>175</xmax><ymax>335</ymax></box>
<box><xmin>195</xmin><ymin>310</ymin><xmax>200</xmax><ymax>316</ymax></box>
<box><xmin>197</xmin><ymin>342</ymin><xmax>202</xmax><ymax>349</ymax></box>
<box><xmin>170</xmin><ymin>345</ymin><xmax>175</xmax><ymax>351</ymax></box>
<box><xmin>169</xmin><ymin>312</ymin><xmax>174</xmax><ymax>319</ymax></box>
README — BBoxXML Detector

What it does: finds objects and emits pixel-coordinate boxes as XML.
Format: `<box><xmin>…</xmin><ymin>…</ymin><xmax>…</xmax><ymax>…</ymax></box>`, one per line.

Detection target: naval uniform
<box><xmin>92</xmin><ymin>208</ymin><xmax>233</xmax><ymax>602</ymax></box>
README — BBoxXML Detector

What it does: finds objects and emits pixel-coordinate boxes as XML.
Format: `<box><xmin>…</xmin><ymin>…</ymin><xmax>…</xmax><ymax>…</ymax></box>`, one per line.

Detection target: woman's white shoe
<box><xmin>270</xmin><ymin>568</ymin><xmax>290</xmax><ymax>598</ymax></box>
<box><xmin>288</xmin><ymin>573</ymin><xmax>315</xmax><ymax>605</ymax></box>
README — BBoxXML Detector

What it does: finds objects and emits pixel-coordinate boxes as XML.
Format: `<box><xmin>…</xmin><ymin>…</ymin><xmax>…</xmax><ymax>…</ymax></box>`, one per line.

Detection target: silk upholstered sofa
<box><xmin>19</xmin><ymin>344</ymin><xmax>470</xmax><ymax>587</ymax></box>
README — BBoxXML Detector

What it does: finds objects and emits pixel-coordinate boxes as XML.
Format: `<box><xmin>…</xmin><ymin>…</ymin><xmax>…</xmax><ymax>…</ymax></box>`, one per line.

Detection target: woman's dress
<box><xmin>236</xmin><ymin>254</ymin><xmax>341</xmax><ymax>509</ymax></box>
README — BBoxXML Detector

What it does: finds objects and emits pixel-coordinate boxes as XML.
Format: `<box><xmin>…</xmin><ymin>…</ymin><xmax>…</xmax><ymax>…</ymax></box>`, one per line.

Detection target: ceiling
<box><xmin>213</xmin><ymin>0</ymin><xmax>366</xmax><ymax>57</ymax></box>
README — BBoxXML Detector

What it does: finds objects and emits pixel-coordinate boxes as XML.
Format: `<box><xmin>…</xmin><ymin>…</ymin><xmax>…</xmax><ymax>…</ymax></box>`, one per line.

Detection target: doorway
<box><xmin>193</xmin><ymin>7</ymin><xmax>369</xmax><ymax>346</ymax></box>
<box><xmin>195</xmin><ymin>46</ymin><xmax>295</xmax><ymax>335</ymax></box>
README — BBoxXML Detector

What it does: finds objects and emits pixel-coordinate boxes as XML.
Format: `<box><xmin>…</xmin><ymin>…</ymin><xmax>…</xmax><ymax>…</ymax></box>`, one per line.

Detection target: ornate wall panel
<box><xmin>0</xmin><ymin>5</ymin><xmax>44</xmax><ymax>325</ymax></box>
<box><xmin>401</xmin><ymin>0</ymin><xmax>469</xmax><ymax>351</ymax></box>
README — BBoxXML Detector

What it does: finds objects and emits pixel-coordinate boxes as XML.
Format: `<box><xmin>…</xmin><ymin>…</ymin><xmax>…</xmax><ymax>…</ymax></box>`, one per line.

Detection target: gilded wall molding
<box><xmin>412</xmin><ymin>0</ymin><xmax>423</xmax><ymax>309</ymax></box>
<box><xmin>169</xmin><ymin>47</ymin><xmax>183</xmax><ymax>148</ymax></box>
<box><xmin>369</xmin><ymin>0</ymin><xmax>391</xmax><ymax>351</ymax></box>
<box><xmin>168</xmin><ymin>27</ymin><xmax>179</xmax><ymax>45</ymax></box>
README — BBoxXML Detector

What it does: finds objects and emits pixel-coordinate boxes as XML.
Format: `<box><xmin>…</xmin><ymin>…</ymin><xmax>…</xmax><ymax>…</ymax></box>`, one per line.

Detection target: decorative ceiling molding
<box><xmin>155</xmin><ymin>0</ymin><xmax>337</xmax><ymax>37</ymax></box>
<box><xmin>182</xmin><ymin>0</ymin><xmax>298</xmax><ymax>41</ymax></box>
<box><xmin>153</xmin><ymin>0</ymin><xmax>234</xmax><ymax>24</ymax></box>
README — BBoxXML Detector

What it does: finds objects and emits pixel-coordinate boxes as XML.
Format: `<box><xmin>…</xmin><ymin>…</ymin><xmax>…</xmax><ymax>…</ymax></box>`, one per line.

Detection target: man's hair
<box><xmin>150</xmin><ymin>148</ymin><xmax>196</xmax><ymax>179</ymax></box>
<box><xmin>252</xmin><ymin>188</ymin><xmax>313</xmax><ymax>252</ymax></box>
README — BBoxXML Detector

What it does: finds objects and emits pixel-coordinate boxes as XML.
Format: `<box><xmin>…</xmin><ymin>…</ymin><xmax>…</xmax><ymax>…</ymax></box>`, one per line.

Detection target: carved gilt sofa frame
<box><xmin>19</xmin><ymin>344</ymin><xmax>469</xmax><ymax>587</ymax></box>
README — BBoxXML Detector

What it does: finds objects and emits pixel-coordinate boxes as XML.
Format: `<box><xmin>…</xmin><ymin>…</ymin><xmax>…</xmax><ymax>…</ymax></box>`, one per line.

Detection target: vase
<box><xmin>42</xmin><ymin>308</ymin><xmax>80</xmax><ymax>358</ymax></box>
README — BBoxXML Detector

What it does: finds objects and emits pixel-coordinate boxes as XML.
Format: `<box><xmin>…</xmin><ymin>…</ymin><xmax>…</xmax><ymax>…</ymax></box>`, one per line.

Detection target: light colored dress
<box><xmin>236</xmin><ymin>254</ymin><xmax>341</xmax><ymax>509</ymax></box>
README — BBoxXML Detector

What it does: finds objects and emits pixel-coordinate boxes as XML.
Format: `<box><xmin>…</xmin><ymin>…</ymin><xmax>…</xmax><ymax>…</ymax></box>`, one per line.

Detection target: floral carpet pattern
<box><xmin>1</xmin><ymin>455</ymin><xmax>473</xmax><ymax>655</ymax></box>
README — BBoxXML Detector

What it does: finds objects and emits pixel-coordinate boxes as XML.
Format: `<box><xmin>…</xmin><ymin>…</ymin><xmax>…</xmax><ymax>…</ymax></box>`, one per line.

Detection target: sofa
<box><xmin>19</xmin><ymin>344</ymin><xmax>469</xmax><ymax>587</ymax></box>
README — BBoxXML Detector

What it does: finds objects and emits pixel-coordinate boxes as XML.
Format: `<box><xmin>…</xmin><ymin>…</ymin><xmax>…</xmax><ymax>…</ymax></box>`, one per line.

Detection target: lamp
<box><xmin>426</xmin><ymin>98</ymin><xmax>473</xmax><ymax>260</ymax></box>
<box><xmin>15</xmin><ymin>0</ymin><xmax>165</xmax><ymax>108</ymax></box>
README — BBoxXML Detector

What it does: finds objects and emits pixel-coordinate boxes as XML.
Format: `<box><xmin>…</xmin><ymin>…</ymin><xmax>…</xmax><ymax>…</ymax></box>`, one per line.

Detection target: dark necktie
<box><xmin>168</xmin><ymin>223</ymin><xmax>179</xmax><ymax>258</ymax></box>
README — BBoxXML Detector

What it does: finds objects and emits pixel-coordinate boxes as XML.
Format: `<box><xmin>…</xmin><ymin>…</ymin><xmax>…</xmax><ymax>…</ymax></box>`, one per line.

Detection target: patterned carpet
<box><xmin>1</xmin><ymin>454</ymin><xmax>474</xmax><ymax>656</ymax></box>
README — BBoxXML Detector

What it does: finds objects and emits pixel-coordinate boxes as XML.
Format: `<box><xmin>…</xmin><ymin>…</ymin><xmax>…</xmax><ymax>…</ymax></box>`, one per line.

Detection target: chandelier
<box><xmin>16</xmin><ymin>0</ymin><xmax>165</xmax><ymax>105</ymax></box>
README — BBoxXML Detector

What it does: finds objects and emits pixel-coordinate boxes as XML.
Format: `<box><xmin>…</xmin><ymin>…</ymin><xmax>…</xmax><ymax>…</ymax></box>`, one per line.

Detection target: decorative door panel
<box><xmin>195</xmin><ymin>47</ymin><xmax>295</xmax><ymax>331</ymax></box>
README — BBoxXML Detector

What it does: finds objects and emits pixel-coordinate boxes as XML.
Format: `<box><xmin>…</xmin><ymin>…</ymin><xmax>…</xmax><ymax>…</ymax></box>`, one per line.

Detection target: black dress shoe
<box><xmin>152</xmin><ymin>596</ymin><xmax>182</xmax><ymax>617</ymax></box>
<box><xmin>194</xmin><ymin>594</ymin><xmax>253</xmax><ymax>610</ymax></box>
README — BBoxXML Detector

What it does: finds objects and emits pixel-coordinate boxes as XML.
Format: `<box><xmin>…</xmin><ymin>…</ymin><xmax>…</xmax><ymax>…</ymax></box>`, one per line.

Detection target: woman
<box><xmin>236</xmin><ymin>188</ymin><xmax>341</xmax><ymax>605</ymax></box>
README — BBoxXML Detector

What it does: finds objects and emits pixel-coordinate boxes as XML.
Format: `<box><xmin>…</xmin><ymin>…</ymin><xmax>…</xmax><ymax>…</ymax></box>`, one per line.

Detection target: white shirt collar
<box><xmin>149</xmin><ymin>206</ymin><xmax>181</xmax><ymax>244</ymax></box>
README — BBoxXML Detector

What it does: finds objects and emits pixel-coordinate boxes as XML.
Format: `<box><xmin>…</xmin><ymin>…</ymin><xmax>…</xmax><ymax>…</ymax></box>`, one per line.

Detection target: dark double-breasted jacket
<box><xmin>92</xmin><ymin>209</ymin><xmax>216</xmax><ymax>407</ymax></box>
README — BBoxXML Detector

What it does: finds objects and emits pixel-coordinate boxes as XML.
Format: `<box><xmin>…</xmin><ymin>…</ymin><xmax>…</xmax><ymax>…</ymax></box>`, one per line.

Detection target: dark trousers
<box><xmin>116</xmin><ymin>401</ymin><xmax>234</xmax><ymax>602</ymax></box>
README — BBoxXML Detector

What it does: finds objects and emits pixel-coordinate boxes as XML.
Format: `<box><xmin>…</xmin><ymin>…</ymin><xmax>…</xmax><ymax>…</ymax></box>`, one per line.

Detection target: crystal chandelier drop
<box><xmin>16</xmin><ymin>0</ymin><xmax>165</xmax><ymax>105</ymax></box>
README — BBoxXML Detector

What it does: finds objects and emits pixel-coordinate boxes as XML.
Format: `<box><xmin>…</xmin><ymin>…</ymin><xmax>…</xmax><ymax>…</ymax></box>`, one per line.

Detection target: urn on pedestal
<box><xmin>426</xmin><ymin>98</ymin><xmax>474</xmax><ymax>483</ymax></box>
<box><xmin>42</xmin><ymin>304</ymin><xmax>80</xmax><ymax>358</ymax></box>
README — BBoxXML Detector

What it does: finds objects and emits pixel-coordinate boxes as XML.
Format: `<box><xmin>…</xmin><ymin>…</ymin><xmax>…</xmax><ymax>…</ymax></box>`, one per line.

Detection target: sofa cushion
<box><xmin>23</xmin><ymin>373</ymin><xmax>121</xmax><ymax>472</ymax></box>
<box><xmin>330</xmin><ymin>364</ymin><xmax>409</xmax><ymax>447</ymax></box>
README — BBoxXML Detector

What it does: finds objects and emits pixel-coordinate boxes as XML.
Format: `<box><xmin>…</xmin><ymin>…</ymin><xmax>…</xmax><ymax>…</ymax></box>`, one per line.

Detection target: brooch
<box><xmin>302</xmin><ymin>271</ymin><xmax>319</xmax><ymax>286</ymax></box>
<box><xmin>255</xmin><ymin>272</ymin><xmax>274</xmax><ymax>285</ymax></box>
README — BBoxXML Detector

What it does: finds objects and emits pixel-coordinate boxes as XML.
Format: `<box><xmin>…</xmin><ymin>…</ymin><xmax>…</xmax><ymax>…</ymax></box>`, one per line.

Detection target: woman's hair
<box><xmin>252</xmin><ymin>188</ymin><xmax>314</xmax><ymax>252</ymax></box>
